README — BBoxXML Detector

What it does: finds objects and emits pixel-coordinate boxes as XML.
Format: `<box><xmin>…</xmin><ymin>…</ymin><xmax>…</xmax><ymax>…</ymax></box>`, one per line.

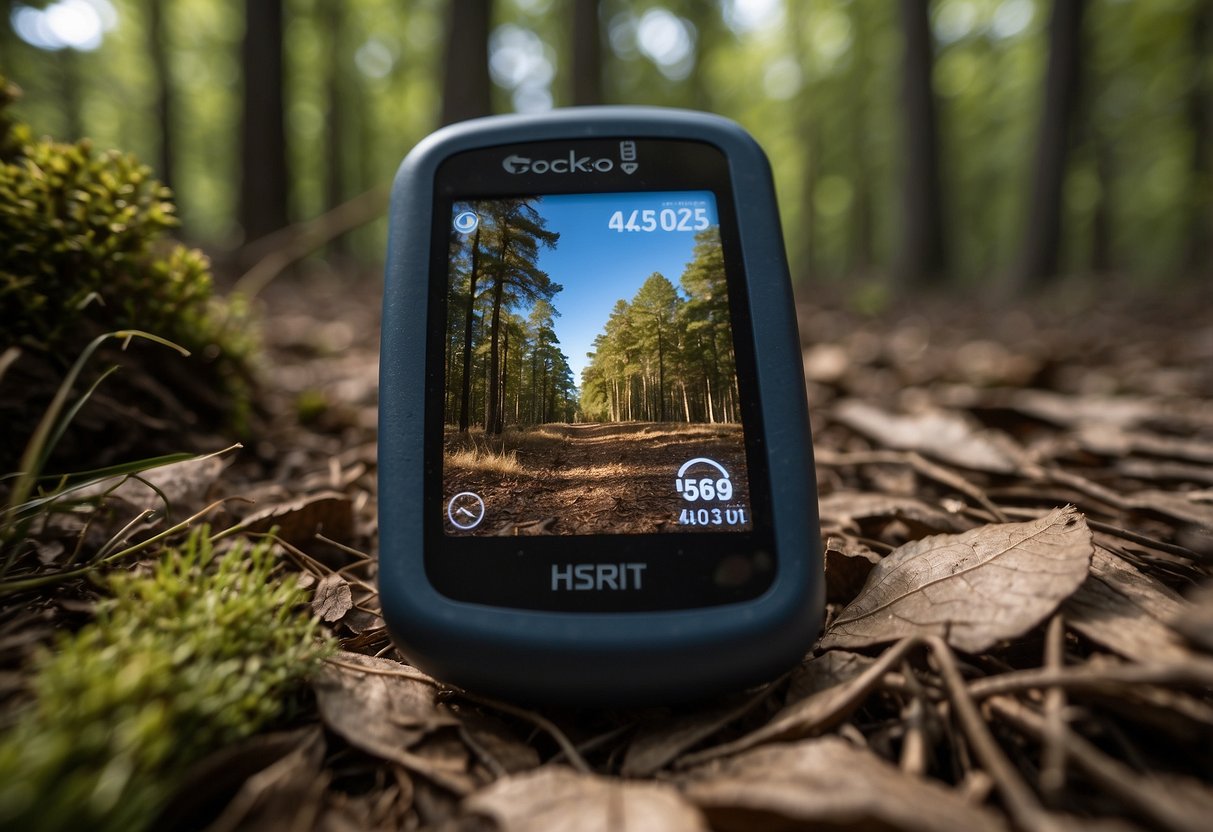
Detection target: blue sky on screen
<box><xmin>530</xmin><ymin>191</ymin><xmax>718</xmax><ymax>385</ymax></box>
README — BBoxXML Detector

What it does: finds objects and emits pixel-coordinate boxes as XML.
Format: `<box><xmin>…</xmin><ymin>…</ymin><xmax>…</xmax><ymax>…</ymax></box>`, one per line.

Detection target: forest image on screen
<box><xmin>442</xmin><ymin>191</ymin><xmax>751</xmax><ymax>536</ymax></box>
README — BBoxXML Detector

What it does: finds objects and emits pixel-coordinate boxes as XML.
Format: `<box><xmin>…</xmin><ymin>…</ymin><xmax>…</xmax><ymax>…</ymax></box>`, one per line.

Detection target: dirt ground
<box><xmin>443</xmin><ymin>422</ymin><xmax>751</xmax><ymax>535</ymax></box>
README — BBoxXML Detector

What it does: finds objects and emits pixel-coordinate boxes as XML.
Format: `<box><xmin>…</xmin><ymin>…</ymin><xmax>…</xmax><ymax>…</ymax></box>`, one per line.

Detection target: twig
<box><xmin>446</xmin><ymin>689</ymin><xmax>593</xmax><ymax>774</ymax></box>
<box><xmin>324</xmin><ymin>656</ymin><xmax>441</xmax><ymax>687</ymax></box>
<box><xmin>926</xmin><ymin>636</ymin><xmax>1057</xmax><ymax>831</ymax></box>
<box><xmin>898</xmin><ymin>659</ymin><xmax>929</xmax><ymax>776</ymax></box>
<box><xmin>1040</xmin><ymin>615</ymin><xmax>1068</xmax><ymax>803</ymax></box>
<box><xmin>815</xmin><ymin>448</ymin><xmax>1007</xmax><ymax>521</ymax></box>
<box><xmin>988</xmin><ymin>696</ymin><xmax>1212</xmax><ymax>832</ymax></box>
<box><xmin>967</xmin><ymin>660</ymin><xmax>1213</xmax><ymax>699</ymax></box>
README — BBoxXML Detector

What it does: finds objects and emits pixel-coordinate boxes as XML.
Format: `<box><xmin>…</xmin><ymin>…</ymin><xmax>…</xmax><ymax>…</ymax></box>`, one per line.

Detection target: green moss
<box><xmin>0</xmin><ymin>76</ymin><xmax>253</xmax><ymax>435</ymax></box>
<box><xmin>0</xmin><ymin>530</ymin><xmax>333</xmax><ymax>831</ymax></box>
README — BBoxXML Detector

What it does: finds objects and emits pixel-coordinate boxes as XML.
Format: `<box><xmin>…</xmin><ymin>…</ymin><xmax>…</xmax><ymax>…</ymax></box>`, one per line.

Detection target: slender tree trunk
<box><xmin>147</xmin><ymin>0</ymin><xmax>173</xmax><ymax>191</ymax></box>
<box><xmin>486</xmin><ymin>261</ymin><xmax>508</xmax><ymax>435</ymax></box>
<box><xmin>458</xmin><ymin>227</ymin><xmax>482</xmax><ymax>432</ymax></box>
<box><xmin>323</xmin><ymin>0</ymin><xmax>349</xmax><ymax>255</ymax></box>
<box><xmin>1014</xmin><ymin>0</ymin><xmax>1086</xmax><ymax>288</ymax></box>
<box><xmin>240</xmin><ymin>0</ymin><xmax>289</xmax><ymax>243</ymax></box>
<box><xmin>1186</xmin><ymin>0</ymin><xmax>1212</xmax><ymax>278</ymax></box>
<box><xmin>786</xmin><ymin>0</ymin><xmax>817</xmax><ymax>282</ymax></box>
<box><xmin>500</xmin><ymin>326</ymin><xmax>509</xmax><ymax>430</ymax></box>
<box><xmin>571</xmin><ymin>0</ymin><xmax>602</xmax><ymax>105</ymax></box>
<box><xmin>894</xmin><ymin>0</ymin><xmax>948</xmax><ymax>286</ymax></box>
<box><xmin>441</xmin><ymin>0</ymin><xmax>493</xmax><ymax>125</ymax></box>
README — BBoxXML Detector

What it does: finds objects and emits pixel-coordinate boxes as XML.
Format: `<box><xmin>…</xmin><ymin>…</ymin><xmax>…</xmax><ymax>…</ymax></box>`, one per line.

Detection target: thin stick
<box><xmin>988</xmin><ymin>696</ymin><xmax>1211</xmax><ymax>832</ymax></box>
<box><xmin>968</xmin><ymin>660</ymin><xmax>1213</xmax><ymax>700</ymax></box>
<box><xmin>1040</xmin><ymin>615</ymin><xmax>1067</xmax><ymax>803</ymax></box>
<box><xmin>447</xmin><ymin>689</ymin><xmax>593</xmax><ymax>775</ymax></box>
<box><xmin>926</xmin><ymin>636</ymin><xmax>1056</xmax><ymax>831</ymax></box>
<box><xmin>325</xmin><ymin>656</ymin><xmax>441</xmax><ymax>687</ymax></box>
<box><xmin>899</xmin><ymin>659</ymin><xmax>929</xmax><ymax>776</ymax></box>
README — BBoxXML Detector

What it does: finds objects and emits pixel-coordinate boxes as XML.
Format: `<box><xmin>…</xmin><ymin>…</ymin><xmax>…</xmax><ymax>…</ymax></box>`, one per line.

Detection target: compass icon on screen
<box><xmin>447</xmin><ymin>491</ymin><xmax>486</xmax><ymax>530</ymax></box>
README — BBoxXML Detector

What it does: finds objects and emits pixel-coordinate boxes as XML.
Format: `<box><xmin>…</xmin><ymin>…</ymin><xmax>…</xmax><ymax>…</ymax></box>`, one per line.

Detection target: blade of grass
<box><xmin>2</xmin><ymin>330</ymin><xmax>189</xmax><ymax>544</ymax></box>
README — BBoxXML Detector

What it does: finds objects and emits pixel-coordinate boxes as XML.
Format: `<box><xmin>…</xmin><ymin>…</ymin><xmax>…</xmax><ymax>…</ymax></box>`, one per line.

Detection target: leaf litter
<box><xmin>9</xmin><ymin>282</ymin><xmax>1212</xmax><ymax>830</ymax></box>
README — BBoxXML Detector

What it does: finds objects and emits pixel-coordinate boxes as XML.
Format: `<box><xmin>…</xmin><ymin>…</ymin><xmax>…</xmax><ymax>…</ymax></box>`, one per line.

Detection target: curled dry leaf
<box><xmin>819</xmin><ymin>492</ymin><xmax>969</xmax><ymax>536</ymax></box>
<box><xmin>1064</xmin><ymin>547</ymin><xmax>1192</xmax><ymax>663</ymax></box>
<box><xmin>240</xmin><ymin>491</ymin><xmax>355</xmax><ymax>547</ymax></box>
<box><xmin>824</xmin><ymin>535</ymin><xmax>882</xmax><ymax>604</ymax></box>
<box><xmin>621</xmin><ymin>690</ymin><xmax>770</xmax><ymax>778</ymax></box>
<box><xmin>821</xmin><ymin>506</ymin><xmax>1093</xmax><ymax>653</ymax></box>
<box><xmin>785</xmin><ymin>650</ymin><xmax>876</xmax><ymax>704</ymax></box>
<box><xmin>682</xmin><ymin>736</ymin><xmax>1007</xmax><ymax>832</ymax></box>
<box><xmin>833</xmin><ymin>399</ymin><xmax>1023</xmax><ymax>474</ymax></box>
<box><xmin>312</xmin><ymin>572</ymin><xmax>353</xmax><ymax>623</ymax></box>
<box><xmin>313</xmin><ymin>652</ymin><xmax>469</xmax><ymax>793</ymax></box>
<box><xmin>465</xmin><ymin>767</ymin><xmax>708</xmax><ymax>832</ymax></box>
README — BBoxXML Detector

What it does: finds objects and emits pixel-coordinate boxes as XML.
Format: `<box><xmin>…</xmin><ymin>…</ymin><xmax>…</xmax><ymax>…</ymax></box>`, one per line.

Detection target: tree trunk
<box><xmin>240</xmin><ymin>0</ymin><xmax>289</xmax><ymax>243</ymax></box>
<box><xmin>147</xmin><ymin>0</ymin><xmax>174</xmax><ymax>191</ymax></box>
<box><xmin>458</xmin><ymin>227</ymin><xmax>482</xmax><ymax>432</ymax></box>
<box><xmin>570</xmin><ymin>0</ymin><xmax>603</xmax><ymax>105</ymax></box>
<box><xmin>786</xmin><ymin>0</ymin><xmax>817</xmax><ymax>282</ymax></box>
<box><xmin>894</xmin><ymin>0</ymin><xmax>948</xmax><ymax>287</ymax></box>
<box><xmin>441</xmin><ymin>0</ymin><xmax>493</xmax><ymax>125</ymax></box>
<box><xmin>1013</xmin><ymin>0</ymin><xmax>1086</xmax><ymax>288</ymax></box>
<box><xmin>323</xmin><ymin>0</ymin><xmax>349</xmax><ymax>255</ymax></box>
<box><xmin>1186</xmin><ymin>0</ymin><xmax>1212</xmax><ymax>278</ymax></box>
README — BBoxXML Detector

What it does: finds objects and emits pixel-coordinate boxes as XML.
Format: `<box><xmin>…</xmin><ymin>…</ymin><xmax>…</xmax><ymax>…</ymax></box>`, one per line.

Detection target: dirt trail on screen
<box><xmin>444</xmin><ymin>422</ymin><xmax>750</xmax><ymax>535</ymax></box>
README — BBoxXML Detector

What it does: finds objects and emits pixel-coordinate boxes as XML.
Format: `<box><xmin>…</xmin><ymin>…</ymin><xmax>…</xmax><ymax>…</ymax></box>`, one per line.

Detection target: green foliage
<box><xmin>0</xmin><ymin>529</ymin><xmax>332</xmax><ymax>831</ymax></box>
<box><xmin>0</xmin><ymin>76</ymin><xmax>252</xmax><ymax>427</ymax></box>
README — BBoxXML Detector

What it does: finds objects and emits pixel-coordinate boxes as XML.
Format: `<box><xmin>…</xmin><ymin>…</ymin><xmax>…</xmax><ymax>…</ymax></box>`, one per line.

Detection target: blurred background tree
<box><xmin>1</xmin><ymin>0</ymin><xmax>1208</xmax><ymax>294</ymax></box>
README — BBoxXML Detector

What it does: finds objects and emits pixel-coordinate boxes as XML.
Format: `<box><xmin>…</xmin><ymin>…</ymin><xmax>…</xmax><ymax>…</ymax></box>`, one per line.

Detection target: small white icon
<box><xmin>453</xmin><ymin>211</ymin><xmax>479</xmax><ymax>234</ymax></box>
<box><xmin>447</xmin><ymin>491</ymin><xmax>486</xmax><ymax>529</ymax></box>
<box><xmin>675</xmin><ymin>457</ymin><xmax>733</xmax><ymax>502</ymax></box>
<box><xmin>620</xmin><ymin>141</ymin><xmax>638</xmax><ymax>174</ymax></box>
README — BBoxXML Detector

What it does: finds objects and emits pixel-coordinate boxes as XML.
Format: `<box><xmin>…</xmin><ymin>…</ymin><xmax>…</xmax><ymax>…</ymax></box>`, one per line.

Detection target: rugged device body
<box><xmin>379</xmin><ymin>107</ymin><xmax>822</xmax><ymax>705</ymax></box>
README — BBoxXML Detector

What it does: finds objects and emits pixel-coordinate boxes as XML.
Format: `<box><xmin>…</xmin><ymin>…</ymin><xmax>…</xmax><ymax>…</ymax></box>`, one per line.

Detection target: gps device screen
<box><xmin>380</xmin><ymin>109</ymin><xmax>822</xmax><ymax>704</ymax></box>
<box><xmin>420</xmin><ymin>136</ymin><xmax>781</xmax><ymax>613</ymax></box>
<box><xmin>441</xmin><ymin>190</ymin><xmax>753</xmax><ymax>538</ymax></box>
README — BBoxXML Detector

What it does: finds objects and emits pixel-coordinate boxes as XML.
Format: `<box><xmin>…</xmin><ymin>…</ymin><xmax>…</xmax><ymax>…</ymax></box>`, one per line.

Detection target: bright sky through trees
<box><xmin>527</xmin><ymin>191</ymin><xmax>718</xmax><ymax>384</ymax></box>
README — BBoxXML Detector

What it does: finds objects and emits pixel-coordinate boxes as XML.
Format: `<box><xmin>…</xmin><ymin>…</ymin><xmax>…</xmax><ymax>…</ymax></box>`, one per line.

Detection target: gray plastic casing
<box><xmin>378</xmin><ymin>107</ymin><xmax>822</xmax><ymax>705</ymax></box>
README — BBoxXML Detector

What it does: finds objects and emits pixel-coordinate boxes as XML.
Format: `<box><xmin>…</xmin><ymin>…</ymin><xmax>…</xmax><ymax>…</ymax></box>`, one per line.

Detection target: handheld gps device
<box><xmin>379</xmin><ymin>107</ymin><xmax>822</xmax><ymax>705</ymax></box>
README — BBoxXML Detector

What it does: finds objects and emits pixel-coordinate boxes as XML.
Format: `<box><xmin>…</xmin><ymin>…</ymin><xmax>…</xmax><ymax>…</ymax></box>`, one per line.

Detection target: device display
<box><xmin>379</xmin><ymin>108</ymin><xmax>823</xmax><ymax>705</ymax></box>
<box><xmin>441</xmin><ymin>190</ymin><xmax>752</xmax><ymax>538</ymax></box>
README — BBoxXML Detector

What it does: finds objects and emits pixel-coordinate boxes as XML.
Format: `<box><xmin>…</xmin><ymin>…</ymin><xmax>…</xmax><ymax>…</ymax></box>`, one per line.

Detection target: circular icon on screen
<box><xmin>447</xmin><ymin>491</ymin><xmax>486</xmax><ymax>530</ymax></box>
<box><xmin>453</xmin><ymin>211</ymin><xmax>479</xmax><ymax>234</ymax></box>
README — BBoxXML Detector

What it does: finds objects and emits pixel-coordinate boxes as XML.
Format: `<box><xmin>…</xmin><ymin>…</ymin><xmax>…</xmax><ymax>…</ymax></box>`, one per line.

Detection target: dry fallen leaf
<box><xmin>823</xmin><ymin>535</ymin><xmax>883</xmax><ymax>604</ymax></box>
<box><xmin>312</xmin><ymin>572</ymin><xmax>353</xmax><ymax>623</ymax></box>
<box><xmin>682</xmin><ymin>736</ymin><xmax>1008</xmax><ymax>832</ymax></box>
<box><xmin>819</xmin><ymin>492</ymin><xmax>969</xmax><ymax>536</ymax></box>
<box><xmin>1064</xmin><ymin>546</ymin><xmax>1192</xmax><ymax>663</ymax></box>
<box><xmin>621</xmin><ymin>691</ymin><xmax>769</xmax><ymax>778</ymax></box>
<box><xmin>1173</xmin><ymin>582</ymin><xmax>1213</xmax><ymax>654</ymax></box>
<box><xmin>240</xmin><ymin>491</ymin><xmax>355</xmax><ymax>547</ymax></box>
<box><xmin>821</xmin><ymin>506</ymin><xmax>1092</xmax><ymax>653</ymax></box>
<box><xmin>834</xmin><ymin>399</ymin><xmax>1023</xmax><ymax>474</ymax></box>
<box><xmin>785</xmin><ymin>650</ymin><xmax>876</xmax><ymax>705</ymax></box>
<box><xmin>465</xmin><ymin>767</ymin><xmax>708</xmax><ymax>832</ymax></box>
<box><xmin>312</xmin><ymin>653</ymin><xmax>467</xmax><ymax>792</ymax></box>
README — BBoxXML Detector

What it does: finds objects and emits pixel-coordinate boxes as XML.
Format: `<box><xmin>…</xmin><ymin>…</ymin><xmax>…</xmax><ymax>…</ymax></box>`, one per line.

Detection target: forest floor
<box><xmin>6</xmin><ymin>270</ymin><xmax>1213</xmax><ymax>830</ymax></box>
<box><xmin>443</xmin><ymin>421</ymin><xmax>750</xmax><ymax>535</ymax></box>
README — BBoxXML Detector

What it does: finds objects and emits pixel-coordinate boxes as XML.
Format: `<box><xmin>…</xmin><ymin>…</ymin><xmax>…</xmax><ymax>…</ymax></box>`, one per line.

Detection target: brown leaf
<box><xmin>834</xmin><ymin>399</ymin><xmax>1023</xmax><ymax>474</ymax></box>
<box><xmin>465</xmin><ymin>767</ymin><xmax>708</xmax><ymax>832</ymax></box>
<box><xmin>621</xmin><ymin>690</ymin><xmax>770</xmax><ymax>777</ymax></box>
<box><xmin>241</xmin><ymin>491</ymin><xmax>354</xmax><ymax>547</ymax></box>
<box><xmin>1173</xmin><ymin>582</ymin><xmax>1213</xmax><ymax>654</ymax></box>
<box><xmin>823</xmin><ymin>535</ymin><xmax>882</xmax><ymax>604</ymax></box>
<box><xmin>206</xmin><ymin>728</ymin><xmax>328</xmax><ymax>832</ymax></box>
<box><xmin>1065</xmin><ymin>547</ymin><xmax>1192</xmax><ymax>662</ymax></box>
<box><xmin>312</xmin><ymin>573</ymin><xmax>353</xmax><ymax>623</ymax></box>
<box><xmin>821</xmin><ymin>507</ymin><xmax>1092</xmax><ymax>653</ymax></box>
<box><xmin>682</xmin><ymin>736</ymin><xmax>1007</xmax><ymax>832</ymax></box>
<box><xmin>785</xmin><ymin>650</ymin><xmax>876</xmax><ymax>704</ymax></box>
<box><xmin>313</xmin><ymin>653</ymin><xmax>467</xmax><ymax>792</ymax></box>
<box><xmin>680</xmin><ymin>637</ymin><xmax>921</xmax><ymax>767</ymax></box>
<box><xmin>819</xmin><ymin>492</ymin><xmax>969</xmax><ymax>536</ymax></box>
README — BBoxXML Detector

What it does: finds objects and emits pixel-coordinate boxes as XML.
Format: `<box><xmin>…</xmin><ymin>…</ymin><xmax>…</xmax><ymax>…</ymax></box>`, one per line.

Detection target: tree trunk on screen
<box><xmin>1013</xmin><ymin>0</ymin><xmax>1086</xmax><ymax>288</ymax></box>
<box><xmin>441</xmin><ymin>0</ymin><xmax>493</xmax><ymax>125</ymax></box>
<box><xmin>894</xmin><ymin>0</ymin><xmax>947</xmax><ymax>287</ymax></box>
<box><xmin>1186</xmin><ymin>0</ymin><xmax>1212</xmax><ymax>278</ymax></box>
<box><xmin>570</xmin><ymin>0</ymin><xmax>603</xmax><ymax>106</ymax></box>
<box><xmin>147</xmin><ymin>0</ymin><xmax>173</xmax><ymax>191</ymax></box>
<box><xmin>240</xmin><ymin>0</ymin><xmax>289</xmax><ymax>243</ymax></box>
